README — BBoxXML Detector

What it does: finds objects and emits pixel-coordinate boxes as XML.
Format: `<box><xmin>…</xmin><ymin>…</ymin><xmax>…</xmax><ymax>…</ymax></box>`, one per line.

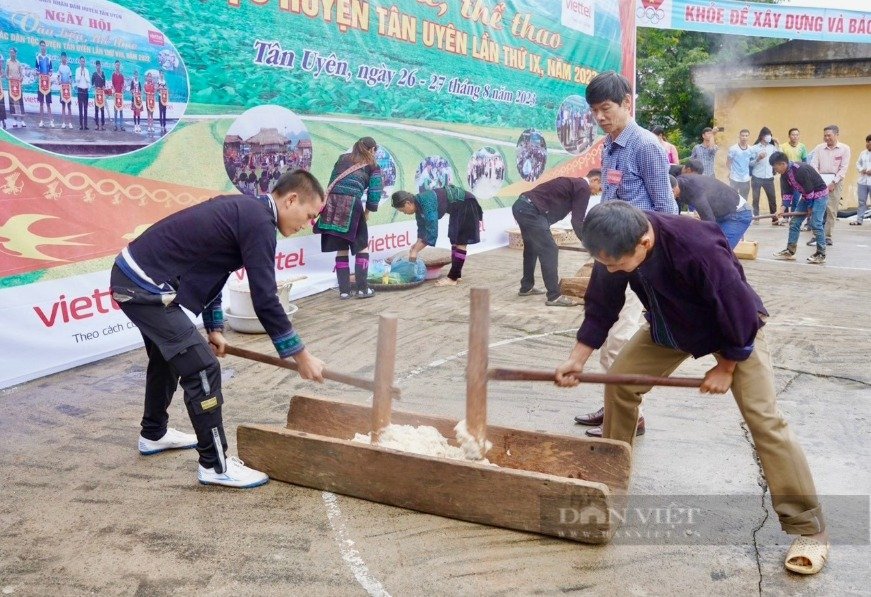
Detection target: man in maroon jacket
<box><xmin>556</xmin><ymin>201</ymin><xmax>828</xmax><ymax>575</ymax></box>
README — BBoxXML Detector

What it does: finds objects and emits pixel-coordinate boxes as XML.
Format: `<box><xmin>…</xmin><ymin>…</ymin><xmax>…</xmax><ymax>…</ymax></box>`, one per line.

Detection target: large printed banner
<box><xmin>636</xmin><ymin>0</ymin><xmax>871</xmax><ymax>42</ymax></box>
<box><xmin>0</xmin><ymin>0</ymin><xmax>634</xmax><ymax>388</ymax></box>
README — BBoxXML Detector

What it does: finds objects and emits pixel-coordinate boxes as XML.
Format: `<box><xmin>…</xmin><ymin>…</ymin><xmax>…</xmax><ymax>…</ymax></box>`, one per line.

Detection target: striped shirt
<box><xmin>601</xmin><ymin>120</ymin><xmax>678</xmax><ymax>214</ymax></box>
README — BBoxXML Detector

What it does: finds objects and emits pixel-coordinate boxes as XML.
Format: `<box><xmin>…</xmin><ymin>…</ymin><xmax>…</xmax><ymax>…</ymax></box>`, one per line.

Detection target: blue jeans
<box><xmin>114</xmin><ymin>108</ymin><xmax>123</xmax><ymax>128</ymax></box>
<box><xmin>782</xmin><ymin>190</ymin><xmax>801</xmax><ymax>213</ymax></box>
<box><xmin>858</xmin><ymin>183</ymin><xmax>870</xmax><ymax>221</ymax></box>
<box><xmin>787</xmin><ymin>196</ymin><xmax>827</xmax><ymax>254</ymax></box>
<box><xmin>717</xmin><ymin>208</ymin><xmax>752</xmax><ymax>249</ymax></box>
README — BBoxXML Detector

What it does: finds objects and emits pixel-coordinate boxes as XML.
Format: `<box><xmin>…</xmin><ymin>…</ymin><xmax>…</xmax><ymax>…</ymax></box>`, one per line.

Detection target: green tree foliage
<box><xmin>635</xmin><ymin>15</ymin><xmax>782</xmax><ymax>158</ymax></box>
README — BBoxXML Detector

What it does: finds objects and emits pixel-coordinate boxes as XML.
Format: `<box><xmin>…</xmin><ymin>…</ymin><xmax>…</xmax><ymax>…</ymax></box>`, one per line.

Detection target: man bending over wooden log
<box><xmin>555</xmin><ymin>201</ymin><xmax>828</xmax><ymax>576</ymax></box>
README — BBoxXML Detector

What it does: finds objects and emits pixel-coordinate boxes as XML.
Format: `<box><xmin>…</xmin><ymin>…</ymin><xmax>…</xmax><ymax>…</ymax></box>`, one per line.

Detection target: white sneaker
<box><xmin>198</xmin><ymin>456</ymin><xmax>269</xmax><ymax>488</ymax></box>
<box><xmin>12</xmin><ymin>122</ymin><xmax>18</xmax><ymax>128</ymax></box>
<box><xmin>38</xmin><ymin>120</ymin><xmax>44</xmax><ymax>127</ymax></box>
<box><xmin>138</xmin><ymin>427</ymin><xmax>198</xmax><ymax>455</ymax></box>
<box><xmin>49</xmin><ymin>121</ymin><xmax>55</xmax><ymax>128</ymax></box>
<box><xmin>20</xmin><ymin>121</ymin><xmax>26</xmax><ymax>128</ymax></box>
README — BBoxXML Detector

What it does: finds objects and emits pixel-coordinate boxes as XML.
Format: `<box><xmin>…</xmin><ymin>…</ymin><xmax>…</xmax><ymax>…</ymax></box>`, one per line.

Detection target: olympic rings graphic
<box><xmin>637</xmin><ymin>6</ymin><xmax>666</xmax><ymax>25</ymax></box>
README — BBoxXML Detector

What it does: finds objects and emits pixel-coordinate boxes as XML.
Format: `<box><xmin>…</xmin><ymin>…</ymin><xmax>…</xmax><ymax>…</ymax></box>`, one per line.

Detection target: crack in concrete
<box><xmin>779</xmin><ymin>372</ymin><xmax>802</xmax><ymax>395</ymax></box>
<box><xmin>739</xmin><ymin>420</ymin><xmax>770</xmax><ymax>596</ymax></box>
<box><xmin>772</xmin><ymin>365</ymin><xmax>871</xmax><ymax>388</ymax></box>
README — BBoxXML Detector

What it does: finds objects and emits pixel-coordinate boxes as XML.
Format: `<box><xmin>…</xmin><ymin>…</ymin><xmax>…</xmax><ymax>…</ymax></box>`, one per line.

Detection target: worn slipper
<box><xmin>545</xmin><ymin>295</ymin><xmax>579</xmax><ymax>307</ymax></box>
<box><xmin>784</xmin><ymin>536</ymin><xmax>830</xmax><ymax>575</ymax></box>
<box><xmin>849</xmin><ymin>221</ymin><xmax>863</xmax><ymax>226</ymax></box>
<box><xmin>518</xmin><ymin>287</ymin><xmax>546</xmax><ymax>296</ymax></box>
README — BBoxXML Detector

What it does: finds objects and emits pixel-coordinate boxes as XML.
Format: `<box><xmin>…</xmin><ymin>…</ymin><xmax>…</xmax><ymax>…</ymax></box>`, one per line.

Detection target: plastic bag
<box><xmin>368</xmin><ymin>259</ymin><xmax>389</xmax><ymax>280</ymax></box>
<box><xmin>390</xmin><ymin>257</ymin><xmax>426</xmax><ymax>282</ymax></box>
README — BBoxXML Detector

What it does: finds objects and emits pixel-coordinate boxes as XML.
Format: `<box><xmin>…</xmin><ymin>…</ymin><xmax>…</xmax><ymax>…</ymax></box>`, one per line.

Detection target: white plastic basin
<box><xmin>225</xmin><ymin>304</ymin><xmax>299</xmax><ymax>334</ymax></box>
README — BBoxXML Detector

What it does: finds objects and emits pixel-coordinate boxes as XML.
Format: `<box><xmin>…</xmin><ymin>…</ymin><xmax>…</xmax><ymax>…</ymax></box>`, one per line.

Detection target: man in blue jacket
<box><xmin>110</xmin><ymin>170</ymin><xmax>326</xmax><ymax>488</ymax></box>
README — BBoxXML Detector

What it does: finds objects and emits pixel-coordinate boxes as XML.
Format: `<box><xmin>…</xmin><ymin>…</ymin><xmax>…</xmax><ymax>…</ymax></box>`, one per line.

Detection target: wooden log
<box><xmin>280</xmin><ymin>394</ymin><xmax>632</xmax><ymax>493</ymax></box>
<box><xmin>371</xmin><ymin>314</ymin><xmax>398</xmax><ymax>444</ymax></box>
<box><xmin>733</xmin><ymin>240</ymin><xmax>758</xmax><ymax>260</ymax></box>
<box><xmin>238</xmin><ymin>394</ymin><xmax>634</xmax><ymax>543</ymax></box>
<box><xmin>239</xmin><ymin>424</ymin><xmax>617</xmax><ymax>543</ymax></box>
<box><xmin>224</xmin><ymin>344</ymin><xmax>401</xmax><ymax>398</ymax></box>
<box><xmin>559</xmin><ymin>276</ymin><xmax>591</xmax><ymax>298</ymax></box>
<box><xmin>466</xmin><ymin>289</ymin><xmax>489</xmax><ymax>446</ymax></box>
<box><xmin>575</xmin><ymin>260</ymin><xmax>594</xmax><ymax>278</ymax></box>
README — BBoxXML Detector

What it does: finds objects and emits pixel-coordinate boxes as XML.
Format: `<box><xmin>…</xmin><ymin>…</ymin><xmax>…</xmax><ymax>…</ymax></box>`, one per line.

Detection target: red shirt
<box><xmin>111</xmin><ymin>72</ymin><xmax>124</xmax><ymax>93</ymax></box>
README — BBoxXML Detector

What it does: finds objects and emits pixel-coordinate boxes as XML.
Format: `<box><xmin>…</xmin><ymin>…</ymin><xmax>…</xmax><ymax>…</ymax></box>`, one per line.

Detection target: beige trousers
<box><xmin>824</xmin><ymin>179</ymin><xmax>843</xmax><ymax>240</ymax></box>
<box><xmin>599</xmin><ymin>288</ymin><xmax>644</xmax><ymax>371</ymax></box>
<box><xmin>602</xmin><ymin>325</ymin><xmax>825</xmax><ymax>535</ymax></box>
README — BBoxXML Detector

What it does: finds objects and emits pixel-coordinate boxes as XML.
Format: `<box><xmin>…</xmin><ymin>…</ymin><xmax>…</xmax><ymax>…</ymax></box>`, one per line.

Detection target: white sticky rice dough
<box><xmin>353</xmin><ymin>420</ymin><xmax>494</xmax><ymax>465</ymax></box>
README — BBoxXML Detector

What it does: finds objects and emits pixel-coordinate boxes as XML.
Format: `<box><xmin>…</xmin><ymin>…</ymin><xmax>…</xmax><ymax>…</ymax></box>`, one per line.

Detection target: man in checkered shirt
<box><xmin>571</xmin><ymin>71</ymin><xmax>678</xmax><ymax>435</ymax></box>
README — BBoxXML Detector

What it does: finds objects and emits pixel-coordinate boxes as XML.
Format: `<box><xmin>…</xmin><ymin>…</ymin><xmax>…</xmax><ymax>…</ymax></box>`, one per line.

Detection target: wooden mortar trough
<box><xmin>237</xmin><ymin>290</ymin><xmax>632</xmax><ymax>544</ymax></box>
<box><xmin>238</xmin><ymin>394</ymin><xmax>631</xmax><ymax>543</ymax></box>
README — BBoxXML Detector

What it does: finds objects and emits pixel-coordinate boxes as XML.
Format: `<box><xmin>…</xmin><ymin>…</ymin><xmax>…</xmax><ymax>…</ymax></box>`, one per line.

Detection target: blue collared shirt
<box><xmin>601</xmin><ymin>120</ymin><xmax>678</xmax><ymax>214</ymax></box>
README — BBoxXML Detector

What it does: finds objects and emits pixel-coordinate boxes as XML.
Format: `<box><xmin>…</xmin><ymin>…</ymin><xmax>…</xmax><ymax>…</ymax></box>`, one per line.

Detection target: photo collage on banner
<box><xmin>0</xmin><ymin>0</ymin><xmax>635</xmax><ymax>387</ymax></box>
<box><xmin>0</xmin><ymin>0</ymin><xmax>188</xmax><ymax>156</ymax></box>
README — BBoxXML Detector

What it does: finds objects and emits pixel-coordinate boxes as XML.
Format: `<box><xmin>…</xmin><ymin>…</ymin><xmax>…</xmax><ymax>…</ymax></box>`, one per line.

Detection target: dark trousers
<box><xmin>513</xmin><ymin>198</ymin><xmax>560</xmax><ymax>301</ymax></box>
<box><xmin>94</xmin><ymin>105</ymin><xmax>105</xmax><ymax>127</ymax></box>
<box><xmin>110</xmin><ymin>266</ymin><xmax>226</xmax><ymax>469</ymax></box>
<box><xmin>751</xmin><ymin>176</ymin><xmax>777</xmax><ymax>218</ymax></box>
<box><xmin>76</xmin><ymin>89</ymin><xmax>89</xmax><ymax>128</ymax></box>
<box><xmin>8</xmin><ymin>95</ymin><xmax>24</xmax><ymax>115</ymax></box>
<box><xmin>729</xmin><ymin>179</ymin><xmax>750</xmax><ymax>201</ymax></box>
<box><xmin>158</xmin><ymin>104</ymin><xmax>167</xmax><ymax>127</ymax></box>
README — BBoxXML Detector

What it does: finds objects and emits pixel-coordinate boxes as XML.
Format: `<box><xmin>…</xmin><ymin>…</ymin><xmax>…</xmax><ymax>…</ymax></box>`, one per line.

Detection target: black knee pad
<box><xmin>170</xmin><ymin>344</ymin><xmax>223</xmax><ymax>415</ymax></box>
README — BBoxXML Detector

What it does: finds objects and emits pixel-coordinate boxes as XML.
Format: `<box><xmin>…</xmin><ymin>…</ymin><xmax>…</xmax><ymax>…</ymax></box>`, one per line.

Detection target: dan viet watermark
<box><xmin>539</xmin><ymin>495</ymin><xmax>869</xmax><ymax>545</ymax></box>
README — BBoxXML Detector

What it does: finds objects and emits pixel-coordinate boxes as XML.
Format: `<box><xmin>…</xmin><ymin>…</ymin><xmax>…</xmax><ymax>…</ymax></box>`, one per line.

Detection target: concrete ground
<box><xmin>1</xmin><ymin>221</ymin><xmax>869</xmax><ymax>596</ymax></box>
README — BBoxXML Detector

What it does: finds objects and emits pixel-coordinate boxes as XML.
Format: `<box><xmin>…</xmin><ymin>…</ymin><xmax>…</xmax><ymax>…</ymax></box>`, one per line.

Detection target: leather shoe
<box><xmin>574</xmin><ymin>406</ymin><xmax>604</xmax><ymax>426</ymax></box>
<box><xmin>584</xmin><ymin>417</ymin><xmax>645</xmax><ymax>438</ymax></box>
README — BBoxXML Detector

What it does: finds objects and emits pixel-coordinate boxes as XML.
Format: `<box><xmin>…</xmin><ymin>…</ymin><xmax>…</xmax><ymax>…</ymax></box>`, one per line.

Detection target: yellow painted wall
<box><xmin>711</xmin><ymin>84</ymin><xmax>869</xmax><ymax>209</ymax></box>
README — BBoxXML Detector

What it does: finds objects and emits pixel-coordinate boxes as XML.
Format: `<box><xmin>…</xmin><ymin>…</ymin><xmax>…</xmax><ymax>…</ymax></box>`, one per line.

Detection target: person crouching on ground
<box><xmin>555</xmin><ymin>201</ymin><xmax>828</xmax><ymax>575</ymax></box>
<box><xmin>770</xmin><ymin>151</ymin><xmax>829</xmax><ymax>265</ymax></box>
<box><xmin>110</xmin><ymin>170</ymin><xmax>327</xmax><ymax>489</ymax></box>
<box><xmin>391</xmin><ymin>184</ymin><xmax>484</xmax><ymax>286</ymax></box>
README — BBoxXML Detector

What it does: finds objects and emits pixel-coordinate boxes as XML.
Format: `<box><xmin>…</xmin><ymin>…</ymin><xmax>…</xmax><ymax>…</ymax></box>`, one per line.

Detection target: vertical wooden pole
<box><xmin>371</xmin><ymin>313</ymin><xmax>398</xmax><ymax>444</ymax></box>
<box><xmin>466</xmin><ymin>288</ymin><xmax>489</xmax><ymax>445</ymax></box>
